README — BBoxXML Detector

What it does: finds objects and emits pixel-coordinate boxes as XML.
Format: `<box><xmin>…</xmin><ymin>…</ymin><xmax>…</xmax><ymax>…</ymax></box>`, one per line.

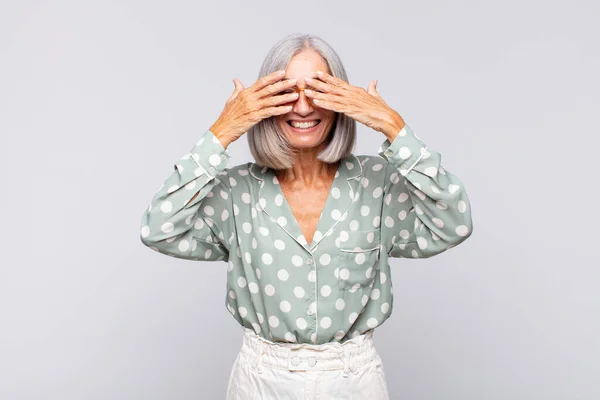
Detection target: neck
<box><xmin>276</xmin><ymin>146</ymin><xmax>339</xmax><ymax>187</ymax></box>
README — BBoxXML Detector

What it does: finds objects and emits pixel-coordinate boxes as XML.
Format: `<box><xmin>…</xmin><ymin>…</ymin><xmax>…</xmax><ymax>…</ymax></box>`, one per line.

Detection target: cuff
<box><xmin>186</xmin><ymin>129</ymin><xmax>231</xmax><ymax>180</ymax></box>
<box><xmin>377</xmin><ymin>123</ymin><xmax>428</xmax><ymax>176</ymax></box>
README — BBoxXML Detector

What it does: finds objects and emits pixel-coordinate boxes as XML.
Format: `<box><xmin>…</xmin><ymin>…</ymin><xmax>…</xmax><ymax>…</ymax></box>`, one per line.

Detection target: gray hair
<box><xmin>247</xmin><ymin>33</ymin><xmax>357</xmax><ymax>170</ymax></box>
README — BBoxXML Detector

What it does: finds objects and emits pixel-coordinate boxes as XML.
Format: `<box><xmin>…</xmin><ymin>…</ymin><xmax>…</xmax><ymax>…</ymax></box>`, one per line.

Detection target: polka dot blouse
<box><xmin>140</xmin><ymin>123</ymin><xmax>473</xmax><ymax>344</ymax></box>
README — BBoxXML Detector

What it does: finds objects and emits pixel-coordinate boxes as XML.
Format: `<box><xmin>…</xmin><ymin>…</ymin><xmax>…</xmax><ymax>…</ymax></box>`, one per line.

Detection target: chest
<box><xmin>279</xmin><ymin>182</ymin><xmax>332</xmax><ymax>245</ymax></box>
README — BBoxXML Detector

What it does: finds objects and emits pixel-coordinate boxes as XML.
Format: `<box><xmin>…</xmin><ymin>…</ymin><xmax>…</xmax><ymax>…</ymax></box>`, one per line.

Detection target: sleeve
<box><xmin>378</xmin><ymin>123</ymin><xmax>473</xmax><ymax>259</ymax></box>
<box><xmin>139</xmin><ymin>129</ymin><xmax>235</xmax><ymax>262</ymax></box>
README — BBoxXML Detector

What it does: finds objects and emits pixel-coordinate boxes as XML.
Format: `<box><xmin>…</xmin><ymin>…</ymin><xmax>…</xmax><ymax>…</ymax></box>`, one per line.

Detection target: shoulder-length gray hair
<box><xmin>247</xmin><ymin>33</ymin><xmax>357</xmax><ymax>170</ymax></box>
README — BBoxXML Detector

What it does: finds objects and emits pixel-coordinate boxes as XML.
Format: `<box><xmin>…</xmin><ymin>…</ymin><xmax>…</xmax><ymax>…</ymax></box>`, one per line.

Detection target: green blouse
<box><xmin>140</xmin><ymin>123</ymin><xmax>473</xmax><ymax>344</ymax></box>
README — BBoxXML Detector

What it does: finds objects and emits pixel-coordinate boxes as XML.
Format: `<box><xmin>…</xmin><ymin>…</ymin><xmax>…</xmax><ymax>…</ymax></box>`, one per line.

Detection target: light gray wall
<box><xmin>2</xmin><ymin>0</ymin><xmax>598</xmax><ymax>399</ymax></box>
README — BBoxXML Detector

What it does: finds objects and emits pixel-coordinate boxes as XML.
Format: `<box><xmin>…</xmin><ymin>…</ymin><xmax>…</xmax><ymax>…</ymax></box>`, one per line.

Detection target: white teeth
<box><xmin>291</xmin><ymin>120</ymin><xmax>319</xmax><ymax>129</ymax></box>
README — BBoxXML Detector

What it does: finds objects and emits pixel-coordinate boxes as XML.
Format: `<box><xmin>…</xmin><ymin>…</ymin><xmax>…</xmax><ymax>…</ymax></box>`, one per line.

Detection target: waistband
<box><xmin>239</xmin><ymin>327</ymin><xmax>378</xmax><ymax>378</ymax></box>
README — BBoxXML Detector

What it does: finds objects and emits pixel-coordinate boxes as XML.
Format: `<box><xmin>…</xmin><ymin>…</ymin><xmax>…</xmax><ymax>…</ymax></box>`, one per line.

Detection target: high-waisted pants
<box><xmin>225</xmin><ymin>327</ymin><xmax>390</xmax><ymax>399</ymax></box>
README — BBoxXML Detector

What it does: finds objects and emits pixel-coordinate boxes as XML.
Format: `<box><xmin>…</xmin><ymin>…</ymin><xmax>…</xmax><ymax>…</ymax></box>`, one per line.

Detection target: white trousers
<box><xmin>225</xmin><ymin>327</ymin><xmax>390</xmax><ymax>399</ymax></box>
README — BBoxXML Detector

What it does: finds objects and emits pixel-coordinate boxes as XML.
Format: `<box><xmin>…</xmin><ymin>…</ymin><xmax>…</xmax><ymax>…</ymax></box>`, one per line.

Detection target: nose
<box><xmin>291</xmin><ymin>87</ymin><xmax>314</xmax><ymax>115</ymax></box>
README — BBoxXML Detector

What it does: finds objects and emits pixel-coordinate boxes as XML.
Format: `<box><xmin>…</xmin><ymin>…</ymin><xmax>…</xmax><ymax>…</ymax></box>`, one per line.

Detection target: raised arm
<box><xmin>378</xmin><ymin>123</ymin><xmax>473</xmax><ymax>258</ymax></box>
<box><xmin>139</xmin><ymin>129</ymin><xmax>234</xmax><ymax>262</ymax></box>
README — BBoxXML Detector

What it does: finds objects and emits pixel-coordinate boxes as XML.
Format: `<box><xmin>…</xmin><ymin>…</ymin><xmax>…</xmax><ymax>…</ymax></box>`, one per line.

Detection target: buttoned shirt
<box><xmin>140</xmin><ymin>123</ymin><xmax>473</xmax><ymax>344</ymax></box>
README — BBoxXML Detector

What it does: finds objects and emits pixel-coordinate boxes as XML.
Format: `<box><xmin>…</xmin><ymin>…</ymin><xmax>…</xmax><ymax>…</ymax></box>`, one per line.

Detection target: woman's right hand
<box><xmin>209</xmin><ymin>70</ymin><xmax>299</xmax><ymax>148</ymax></box>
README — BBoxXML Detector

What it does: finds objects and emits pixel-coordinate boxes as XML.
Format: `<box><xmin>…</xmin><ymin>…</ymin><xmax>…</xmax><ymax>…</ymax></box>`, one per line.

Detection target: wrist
<box><xmin>209</xmin><ymin>123</ymin><xmax>234</xmax><ymax>149</ymax></box>
<box><xmin>383</xmin><ymin>112</ymin><xmax>405</xmax><ymax>142</ymax></box>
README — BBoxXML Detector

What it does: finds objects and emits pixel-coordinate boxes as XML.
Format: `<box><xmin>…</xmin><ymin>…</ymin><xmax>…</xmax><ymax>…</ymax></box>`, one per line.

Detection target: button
<box><xmin>291</xmin><ymin>356</ymin><xmax>301</xmax><ymax>366</ymax></box>
<box><xmin>307</xmin><ymin>258</ymin><xmax>313</xmax><ymax>265</ymax></box>
<box><xmin>308</xmin><ymin>357</ymin><xmax>317</xmax><ymax>367</ymax></box>
<box><xmin>307</xmin><ymin>308</ymin><xmax>314</xmax><ymax>315</ymax></box>
<box><xmin>208</xmin><ymin>166</ymin><xmax>216</xmax><ymax>174</ymax></box>
<box><xmin>221</xmin><ymin>154</ymin><xmax>227</xmax><ymax>160</ymax></box>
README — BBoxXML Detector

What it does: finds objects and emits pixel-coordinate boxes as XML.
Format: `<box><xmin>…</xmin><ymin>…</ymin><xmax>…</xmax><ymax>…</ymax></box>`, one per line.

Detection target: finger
<box><xmin>257</xmin><ymin>104</ymin><xmax>294</xmax><ymax>119</ymax></box>
<box><xmin>256</xmin><ymin>77</ymin><xmax>297</xmax><ymax>98</ymax></box>
<box><xmin>248</xmin><ymin>70</ymin><xmax>287</xmax><ymax>93</ymax></box>
<box><xmin>315</xmin><ymin>70</ymin><xmax>349</xmax><ymax>89</ymax></box>
<box><xmin>310</xmin><ymin>97</ymin><xmax>346</xmax><ymax>113</ymax></box>
<box><xmin>262</xmin><ymin>91</ymin><xmax>299</xmax><ymax>107</ymax></box>
<box><xmin>304</xmin><ymin>77</ymin><xmax>344</xmax><ymax>96</ymax></box>
<box><xmin>304</xmin><ymin>88</ymin><xmax>345</xmax><ymax>105</ymax></box>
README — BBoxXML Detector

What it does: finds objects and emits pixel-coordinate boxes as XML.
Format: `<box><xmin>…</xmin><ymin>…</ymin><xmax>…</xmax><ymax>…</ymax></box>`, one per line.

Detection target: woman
<box><xmin>140</xmin><ymin>33</ymin><xmax>473</xmax><ymax>399</ymax></box>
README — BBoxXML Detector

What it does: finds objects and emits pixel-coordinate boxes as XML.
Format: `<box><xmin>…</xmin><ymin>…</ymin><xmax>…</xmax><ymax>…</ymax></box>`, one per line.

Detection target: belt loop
<box><xmin>339</xmin><ymin>346</ymin><xmax>352</xmax><ymax>378</ymax></box>
<box><xmin>252</xmin><ymin>339</ymin><xmax>265</xmax><ymax>374</ymax></box>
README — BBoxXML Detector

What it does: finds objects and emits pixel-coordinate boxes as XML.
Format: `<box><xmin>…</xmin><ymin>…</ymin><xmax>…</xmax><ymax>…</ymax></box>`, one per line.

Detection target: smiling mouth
<box><xmin>286</xmin><ymin>120</ymin><xmax>321</xmax><ymax>127</ymax></box>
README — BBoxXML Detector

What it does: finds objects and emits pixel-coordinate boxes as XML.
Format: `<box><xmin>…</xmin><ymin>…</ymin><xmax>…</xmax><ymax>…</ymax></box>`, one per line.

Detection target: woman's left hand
<box><xmin>304</xmin><ymin>70</ymin><xmax>406</xmax><ymax>140</ymax></box>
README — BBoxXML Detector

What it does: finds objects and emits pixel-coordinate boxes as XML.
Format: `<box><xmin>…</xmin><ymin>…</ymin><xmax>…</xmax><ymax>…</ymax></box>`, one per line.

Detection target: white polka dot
<box><xmin>274</xmin><ymin>240</ymin><xmax>286</xmax><ymax>250</ymax></box>
<box><xmin>321</xmin><ymin>285</ymin><xmax>332</xmax><ymax>297</ymax></box>
<box><xmin>385</xmin><ymin>216</ymin><xmax>394</xmax><ymax>228</ymax></box>
<box><xmin>361</xmin><ymin>205</ymin><xmax>370</xmax><ymax>216</ymax></box>
<box><xmin>335</xmin><ymin>298</ymin><xmax>345</xmax><ymax>310</ymax></box>
<box><xmin>332</xmin><ymin>187</ymin><xmax>340</xmax><ymax>199</ymax></box>
<box><xmin>269</xmin><ymin>315</ymin><xmax>279</xmax><ymax>327</ymax></box>
<box><xmin>278</xmin><ymin>269</ymin><xmax>289</xmax><ymax>281</ymax></box>
<box><xmin>242</xmin><ymin>193</ymin><xmax>251</xmax><ymax>203</ymax></box>
<box><xmin>160</xmin><ymin>201</ymin><xmax>172</xmax><ymax>213</ymax></box>
<box><xmin>349</xmin><ymin>312</ymin><xmax>358</xmax><ymax>323</ymax></box>
<box><xmin>355</xmin><ymin>253</ymin><xmax>366</xmax><ymax>265</ymax></box>
<box><xmin>280</xmin><ymin>301</ymin><xmax>291</xmax><ymax>312</ymax></box>
<box><xmin>294</xmin><ymin>286</ymin><xmax>305</xmax><ymax>298</ymax></box>
<box><xmin>160</xmin><ymin>222</ymin><xmax>175</xmax><ymax>233</ymax></box>
<box><xmin>284</xmin><ymin>332</ymin><xmax>296</xmax><ymax>342</ymax></box>
<box><xmin>262</xmin><ymin>253</ymin><xmax>273</xmax><ymax>264</ymax></box>
<box><xmin>367</xmin><ymin>231</ymin><xmax>375</xmax><ymax>243</ymax></box>
<box><xmin>209</xmin><ymin>154</ymin><xmax>221</xmax><ymax>166</ymax></box>
<box><xmin>178</xmin><ymin>239</ymin><xmax>190</xmax><ymax>252</ymax></box>
<box><xmin>274</xmin><ymin>194</ymin><xmax>284</xmax><ymax>206</ymax></box>
<box><xmin>319</xmin><ymin>254</ymin><xmax>331</xmax><ymax>265</ymax></box>
<box><xmin>367</xmin><ymin>318</ymin><xmax>379</xmax><ymax>328</ymax></box>
<box><xmin>399</xmin><ymin>147</ymin><xmax>411</xmax><ymax>159</ymax></box>
<box><xmin>265</xmin><ymin>284</ymin><xmax>275</xmax><ymax>296</ymax></box>
<box><xmin>320</xmin><ymin>317</ymin><xmax>332</xmax><ymax>329</ymax></box>
<box><xmin>381</xmin><ymin>302</ymin><xmax>390</xmax><ymax>313</ymax></box>
<box><xmin>249</xmin><ymin>282</ymin><xmax>259</xmax><ymax>293</ymax></box>
<box><xmin>237</xmin><ymin>277</ymin><xmax>247</xmax><ymax>288</ymax></box>
<box><xmin>307</xmin><ymin>270</ymin><xmax>316</xmax><ymax>282</ymax></box>
<box><xmin>292</xmin><ymin>255</ymin><xmax>304</xmax><ymax>267</ymax></box>
<box><xmin>296</xmin><ymin>318</ymin><xmax>307</xmax><ymax>330</ymax></box>
<box><xmin>331</xmin><ymin>209</ymin><xmax>341</xmax><ymax>220</ymax></box>
<box><xmin>456</xmin><ymin>225</ymin><xmax>470</xmax><ymax>236</ymax></box>
<box><xmin>242</xmin><ymin>222</ymin><xmax>252</xmax><ymax>233</ymax></box>
<box><xmin>238</xmin><ymin>307</ymin><xmax>247</xmax><ymax>318</ymax></box>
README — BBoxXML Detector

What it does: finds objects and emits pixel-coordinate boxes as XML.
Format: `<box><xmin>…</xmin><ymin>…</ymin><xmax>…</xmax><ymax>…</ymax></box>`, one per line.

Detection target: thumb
<box><xmin>367</xmin><ymin>79</ymin><xmax>380</xmax><ymax>97</ymax></box>
<box><xmin>231</xmin><ymin>78</ymin><xmax>244</xmax><ymax>99</ymax></box>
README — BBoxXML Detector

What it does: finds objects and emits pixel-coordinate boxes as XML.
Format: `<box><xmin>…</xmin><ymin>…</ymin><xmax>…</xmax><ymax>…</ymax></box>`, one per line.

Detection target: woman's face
<box><xmin>276</xmin><ymin>50</ymin><xmax>336</xmax><ymax>151</ymax></box>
